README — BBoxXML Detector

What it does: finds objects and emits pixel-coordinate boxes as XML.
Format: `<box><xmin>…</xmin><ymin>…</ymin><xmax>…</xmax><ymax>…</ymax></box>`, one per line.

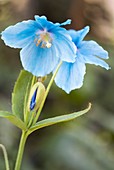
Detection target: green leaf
<box><xmin>12</xmin><ymin>70</ymin><xmax>33</xmax><ymax>120</ymax></box>
<box><xmin>29</xmin><ymin>103</ymin><xmax>92</xmax><ymax>134</ymax></box>
<box><xmin>0</xmin><ymin>111</ymin><xmax>26</xmax><ymax>130</ymax></box>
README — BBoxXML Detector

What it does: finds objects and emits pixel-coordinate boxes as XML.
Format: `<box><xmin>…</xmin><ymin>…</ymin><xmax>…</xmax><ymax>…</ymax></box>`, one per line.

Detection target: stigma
<box><xmin>34</xmin><ymin>31</ymin><xmax>52</xmax><ymax>48</ymax></box>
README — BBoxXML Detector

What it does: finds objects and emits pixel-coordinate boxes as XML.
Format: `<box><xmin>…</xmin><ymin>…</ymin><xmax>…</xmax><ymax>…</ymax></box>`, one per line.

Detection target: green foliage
<box><xmin>12</xmin><ymin>70</ymin><xmax>32</xmax><ymax>120</ymax></box>
<box><xmin>1</xmin><ymin>69</ymin><xmax>91</xmax><ymax>133</ymax></box>
<box><xmin>0</xmin><ymin>111</ymin><xmax>26</xmax><ymax>130</ymax></box>
<box><xmin>29</xmin><ymin>103</ymin><xmax>91</xmax><ymax>134</ymax></box>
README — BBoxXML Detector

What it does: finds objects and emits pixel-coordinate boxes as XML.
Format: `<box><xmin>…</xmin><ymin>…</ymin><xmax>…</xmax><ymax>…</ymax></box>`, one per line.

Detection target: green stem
<box><xmin>0</xmin><ymin>144</ymin><xmax>10</xmax><ymax>170</ymax></box>
<box><xmin>32</xmin><ymin>61</ymin><xmax>62</xmax><ymax>125</ymax></box>
<box><xmin>14</xmin><ymin>131</ymin><xmax>28</xmax><ymax>170</ymax></box>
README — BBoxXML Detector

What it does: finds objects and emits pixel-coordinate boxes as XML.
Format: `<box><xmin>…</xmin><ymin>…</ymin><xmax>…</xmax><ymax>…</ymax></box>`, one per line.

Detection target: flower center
<box><xmin>34</xmin><ymin>31</ymin><xmax>52</xmax><ymax>48</ymax></box>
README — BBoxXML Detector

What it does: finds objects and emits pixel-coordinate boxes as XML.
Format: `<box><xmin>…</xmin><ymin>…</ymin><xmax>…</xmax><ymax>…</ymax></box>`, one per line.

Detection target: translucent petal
<box><xmin>55</xmin><ymin>19</ymin><xmax>71</xmax><ymax>26</ymax></box>
<box><xmin>20</xmin><ymin>40</ymin><xmax>59</xmax><ymax>76</ymax></box>
<box><xmin>35</xmin><ymin>16</ymin><xmax>72</xmax><ymax>31</ymax></box>
<box><xmin>68</xmin><ymin>26</ymin><xmax>90</xmax><ymax>46</ymax></box>
<box><xmin>34</xmin><ymin>15</ymin><xmax>49</xmax><ymax>29</ymax></box>
<box><xmin>1</xmin><ymin>20</ymin><xmax>38</xmax><ymax>48</ymax></box>
<box><xmin>78</xmin><ymin>53</ymin><xmax>110</xmax><ymax>70</ymax></box>
<box><xmin>79</xmin><ymin>40</ymin><xmax>109</xmax><ymax>59</ymax></box>
<box><xmin>35</xmin><ymin>15</ymin><xmax>47</xmax><ymax>21</ymax></box>
<box><xmin>35</xmin><ymin>15</ymin><xmax>58</xmax><ymax>31</ymax></box>
<box><xmin>54</xmin><ymin>59</ymin><xmax>86</xmax><ymax>93</ymax></box>
<box><xmin>53</xmin><ymin>31</ymin><xmax>76</xmax><ymax>63</ymax></box>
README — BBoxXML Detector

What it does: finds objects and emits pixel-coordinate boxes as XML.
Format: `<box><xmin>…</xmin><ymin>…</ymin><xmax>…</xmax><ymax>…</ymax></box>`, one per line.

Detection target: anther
<box><xmin>34</xmin><ymin>31</ymin><xmax>52</xmax><ymax>48</ymax></box>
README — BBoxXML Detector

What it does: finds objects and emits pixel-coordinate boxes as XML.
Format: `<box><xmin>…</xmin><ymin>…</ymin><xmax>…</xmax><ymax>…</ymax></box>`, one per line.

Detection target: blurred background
<box><xmin>0</xmin><ymin>0</ymin><xmax>114</xmax><ymax>169</ymax></box>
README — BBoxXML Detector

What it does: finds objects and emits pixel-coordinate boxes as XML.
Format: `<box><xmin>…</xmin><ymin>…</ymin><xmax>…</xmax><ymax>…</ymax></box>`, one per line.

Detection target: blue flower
<box><xmin>1</xmin><ymin>15</ymin><xmax>76</xmax><ymax>76</ymax></box>
<box><xmin>54</xmin><ymin>26</ymin><xmax>110</xmax><ymax>93</ymax></box>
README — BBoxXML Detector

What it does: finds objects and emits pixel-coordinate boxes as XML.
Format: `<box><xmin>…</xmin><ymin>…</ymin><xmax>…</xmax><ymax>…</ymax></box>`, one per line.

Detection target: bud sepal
<box><xmin>28</xmin><ymin>82</ymin><xmax>46</xmax><ymax>112</ymax></box>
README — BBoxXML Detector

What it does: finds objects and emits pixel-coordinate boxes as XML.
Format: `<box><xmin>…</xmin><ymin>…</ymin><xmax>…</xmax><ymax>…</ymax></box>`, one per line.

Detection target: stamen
<box><xmin>41</xmin><ymin>43</ymin><xmax>46</xmax><ymax>48</ymax></box>
<box><xmin>34</xmin><ymin>31</ymin><xmax>52</xmax><ymax>48</ymax></box>
<box><xmin>37</xmin><ymin>39</ymin><xmax>42</xmax><ymax>46</ymax></box>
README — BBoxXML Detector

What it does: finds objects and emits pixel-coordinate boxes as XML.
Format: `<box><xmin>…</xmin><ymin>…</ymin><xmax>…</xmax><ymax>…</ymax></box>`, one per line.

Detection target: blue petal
<box><xmin>54</xmin><ymin>59</ymin><xmax>86</xmax><ymax>93</ymax></box>
<box><xmin>53</xmin><ymin>30</ymin><xmax>76</xmax><ymax>63</ymax></box>
<box><xmin>68</xmin><ymin>26</ymin><xmax>90</xmax><ymax>46</ymax></box>
<box><xmin>78</xmin><ymin>40</ymin><xmax>110</xmax><ymax>70</ymax></box>
<box><xmin>79</xmin><ymin>40</ymin><xmax>109</xmax><ymax>59</ymax></box>
<box><xmin>35</xmin><ymin>15</ymin><xmax>58</xmax><ymax>31</ymax></box>
<box><xmin>34</xmin><ymin>15</ymin><xmax>50</xmax><ymax>29</ymax></box>
<box><xmin>20</xmin><ymin>40</ymin><xmax>59</xmax><ymax>76</ymax></box>
<box><xmin>35</xmin><ymin>16</ymin><xmax>72</xmax><ymax>31</ymax></box>
<box><xmin>55</xmin><ymin>19</ymin><xmax>71</xmax><ymax>26</ymax></box>
<box><xmin>1</xmin><ymin>20</ymin><xmax>38</xmax><ymax>48</ymax></box>
<box><xmin>35</xmin><ymin>15</ymin><xmax>47</xmax><ymax>21</ymax></box>
<box><xmin>78</xmin><ymin>53</ymin><xmax>110</xmax><ymax>70</ymax></box>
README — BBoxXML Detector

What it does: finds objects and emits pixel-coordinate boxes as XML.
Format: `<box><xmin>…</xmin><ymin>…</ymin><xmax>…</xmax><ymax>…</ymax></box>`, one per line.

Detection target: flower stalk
<box><xmin>14</xmin><ymin>61</ymin><xmax>62</xmax><ymax>170</ymax></box>
<box><xmin>32</xmin><ymin>61</ymin><xmax>63</xmax><ymax>125</ymax></box>
<box><xmin>0</xmin><ymin>144</ymin><xmax>10</xmax><ymax>170</ymax></box>
<box><xmin>14</xmin><ymin>131</ymin><xmax>28</xmax><ymax>170</ymax></box>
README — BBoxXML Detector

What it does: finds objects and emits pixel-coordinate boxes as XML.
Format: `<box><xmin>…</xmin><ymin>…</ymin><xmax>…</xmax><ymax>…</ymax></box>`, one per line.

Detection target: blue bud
<box><xmin>30</xmin><ymin>88</ymin><xmax>38</xmax><ymax>110</ymax></box>
<box><xmin>28</xmin><ymin>82</ymin><xmax>45</xmax><ymax>112</ymax></box>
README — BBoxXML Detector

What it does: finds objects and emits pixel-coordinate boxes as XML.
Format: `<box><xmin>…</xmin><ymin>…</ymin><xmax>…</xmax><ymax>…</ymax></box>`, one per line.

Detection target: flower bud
<box><xmin>28</xmin><ymin>82</ymin><xmax>45</xmax><ymax>112</ymax></box>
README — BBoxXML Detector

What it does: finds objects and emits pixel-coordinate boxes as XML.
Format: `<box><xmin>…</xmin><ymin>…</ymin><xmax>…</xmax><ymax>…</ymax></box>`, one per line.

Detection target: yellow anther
<box><xmin>41</xmin><ymin>43</ymin><xmax>46</xmax><ymax>48</ymax></box>
<box><xmin>36</xmin><ymin>39</ymin><xmax>42</xmax><ymax>46</ymax></box>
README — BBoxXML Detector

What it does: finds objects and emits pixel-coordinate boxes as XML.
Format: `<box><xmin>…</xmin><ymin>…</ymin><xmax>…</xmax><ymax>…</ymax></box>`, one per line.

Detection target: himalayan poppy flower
<box><xmin>1</xmin><ymin>15</ymin><xmax>76</xmax><ymax>76</ymax></box>
<box><xmin>54</xmin><ymin>26</ymin><xmax>110</xmax><ymax>93</ymax></box>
